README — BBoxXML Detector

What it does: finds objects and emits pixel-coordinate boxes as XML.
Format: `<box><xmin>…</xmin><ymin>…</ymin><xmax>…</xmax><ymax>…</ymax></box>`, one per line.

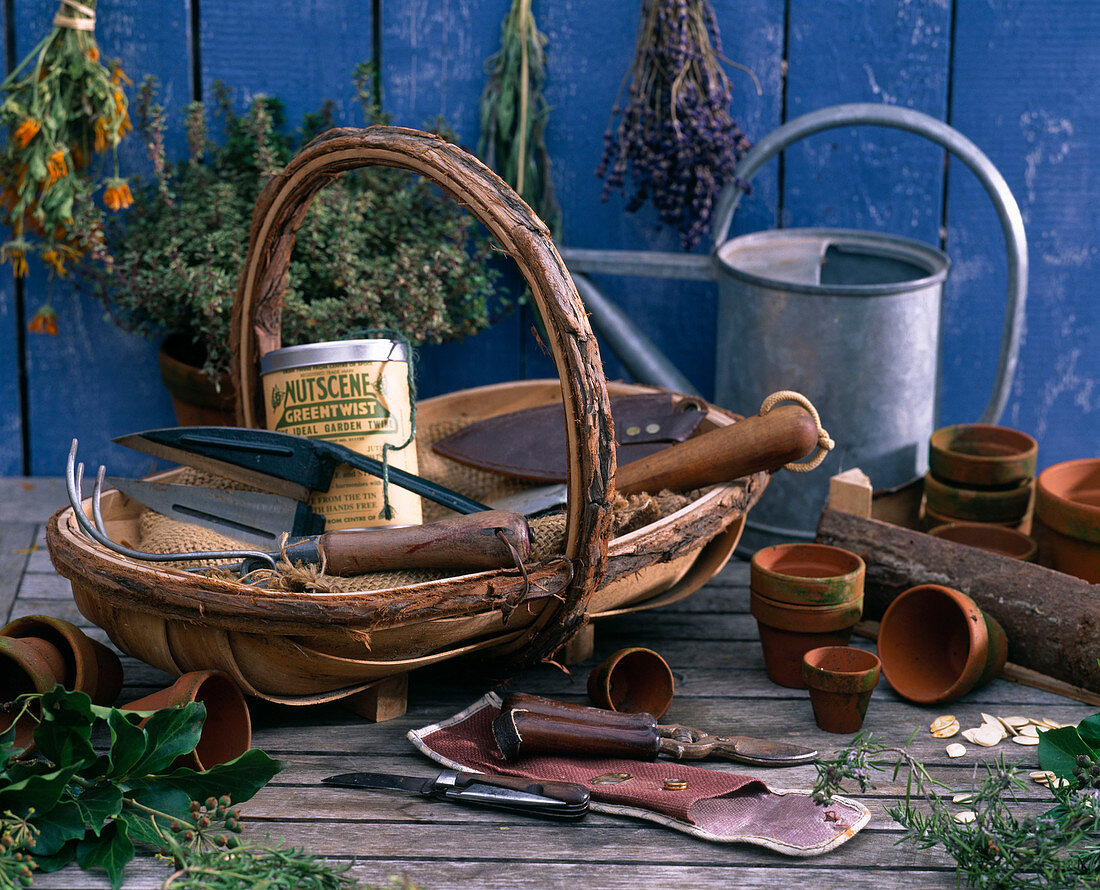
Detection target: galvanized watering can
<box><xmin>563</xmin><ymin>103</ymin><xmax>1027</xmax><ymax>546</ymax></box>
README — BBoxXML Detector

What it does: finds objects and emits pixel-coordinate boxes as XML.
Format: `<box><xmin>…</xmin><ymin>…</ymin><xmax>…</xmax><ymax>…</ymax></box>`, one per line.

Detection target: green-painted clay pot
<box><xmin>750</xmin><ymin>543</ymin><xmax>864</xmax><ymax>605</ymax></box>
<box><xmin>1036</xmin><ymin>458</ymin><xmax>1100</xmax><ymax>583</ymax></box>
<box><xmin>924</xmin><ymin>472</ymin><xmax>1032</xmax><ymax>524</ymax></box>
<box><xmin>802</xmin><ymin>646</ymin><xmax>881</xmax><ymax>733</ymax></box>
<box><xmin>929</xmin><ymin>424</ymin><xmax>1037</xmax><ymax>488</ymax></box>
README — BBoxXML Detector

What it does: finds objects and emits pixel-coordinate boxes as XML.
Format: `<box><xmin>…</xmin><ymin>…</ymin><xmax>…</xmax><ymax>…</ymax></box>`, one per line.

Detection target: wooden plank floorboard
<box><xmin>6</xmin><ymin>479</ymin><xmax>1089</xmax><ymax>889</ymax></box>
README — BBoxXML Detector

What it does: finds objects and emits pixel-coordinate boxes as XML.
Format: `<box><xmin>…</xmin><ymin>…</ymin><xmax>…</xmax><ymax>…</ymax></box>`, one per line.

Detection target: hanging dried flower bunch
<box><xmin>596</xmin><ymin>0</ymin><xmax>753</xmax><ymax>249</ymax></box>
<box><xmin>478</xmin><ymin>0</ymin><xmax>561</xmax><ymax>238</ymax></box>
<box><xmin>0</xmin><ymin>0</ymin><xmax>132</xmax><ymax>288</ymax></box>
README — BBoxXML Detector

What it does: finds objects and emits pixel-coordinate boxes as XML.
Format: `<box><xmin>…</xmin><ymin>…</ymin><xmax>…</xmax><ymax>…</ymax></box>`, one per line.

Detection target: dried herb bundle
<box><xmin>0</xmin><ymin>0</ymin><xmax>132</xmax><ymax>286</ymax></box>
<box><xmin>596</xmin><ymin>0</ymin><xmax>751</xmax><ymax>248</ymax></box>
<box><xmin>478</xmin><ymin>0</ymin><xmax>561</xmax><ymax>238</ymax></box>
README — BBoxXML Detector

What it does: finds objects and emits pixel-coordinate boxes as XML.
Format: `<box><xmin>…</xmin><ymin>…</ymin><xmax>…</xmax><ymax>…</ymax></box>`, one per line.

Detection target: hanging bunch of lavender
<box><xmin>596</xmin><ymin>0</ymin><xmax>753</xmax><ymax>249</ymax></box>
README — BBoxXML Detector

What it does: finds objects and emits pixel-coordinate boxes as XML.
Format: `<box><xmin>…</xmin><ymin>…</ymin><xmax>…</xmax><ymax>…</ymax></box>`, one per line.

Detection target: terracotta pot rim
<box><xmin>751</xmin><ymin>543</ymin><xmax>865</xmax><ymax>583</ymax></box>
<box><xmin>802</xmin><ymin>646</ymin><xmax>882</xmax><ymax>694</ymax></box>
<box><xmin>923</xmin><ymin>473</ymin><xmax>1032</xmax><ymax>523</ymax></box>
<box><xmin>878</xmin><ymin>584</ymin><xmax>989</xmax><ymax>704</ymax></box>
<box><xmin>929</xmin><ymin>423</ymin><xmax>1037</xmax><ymax>487</ymax></box>
<box><xmin>587</xmin><ymin>647</ymin><xmax>674</xmax><ymax>719</ymax></box>
<box><xmin>750</xmin><ymin>591</ymin><xmax>863</xmax><ymax>633</ymax></box>
<box><xmin>926</xmin><ymin>522</ymin><xmax>1038</xmax><ymax>561</ymax></box>
<box><xmin>1036</xmin><ymin>459</ymin><xmax>1100</xmax><ymax>544</ymax></box>
<box><xmin>923</xmin><ymin>503</ymin><xmax>1023</xmax><ymax>530</ymax></box>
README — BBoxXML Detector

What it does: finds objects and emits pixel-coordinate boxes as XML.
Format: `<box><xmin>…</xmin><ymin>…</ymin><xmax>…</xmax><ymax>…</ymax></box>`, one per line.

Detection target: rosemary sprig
<box><xmin>814</xmin><ymin>732</ymin><xmax>1100</xmax><ymax>888</ymax></box>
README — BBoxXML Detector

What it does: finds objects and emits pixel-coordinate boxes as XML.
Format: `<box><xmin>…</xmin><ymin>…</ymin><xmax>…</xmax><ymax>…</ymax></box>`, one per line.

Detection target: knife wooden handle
<box><xmin>493</xmin><ymin>709</ymin><xmax>661</xmax><ymax>762</ymax></box>
<box><xmin>279</xmin><ymin>511</ymin><xmax>530</xmax><ymax>575</ymax></box>
<box><xmin>615</xmin><ymin>403</ymin><xmax>820</xmax><ymax>496</ymax></box>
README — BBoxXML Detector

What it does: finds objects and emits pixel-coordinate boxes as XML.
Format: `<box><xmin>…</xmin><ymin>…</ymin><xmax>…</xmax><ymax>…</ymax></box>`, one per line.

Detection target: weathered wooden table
<box><xmin>2</xmin><ymin>478</ymin><xmax>1090</xmax><ymax>889</ymax></box>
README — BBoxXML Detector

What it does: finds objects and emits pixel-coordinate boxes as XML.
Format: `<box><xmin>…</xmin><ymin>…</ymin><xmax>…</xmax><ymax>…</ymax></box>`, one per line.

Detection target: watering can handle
<box><xmin>710</xmin><ymin>103</ymin><xmax>1027</xmax><ymax>426</ymax></box>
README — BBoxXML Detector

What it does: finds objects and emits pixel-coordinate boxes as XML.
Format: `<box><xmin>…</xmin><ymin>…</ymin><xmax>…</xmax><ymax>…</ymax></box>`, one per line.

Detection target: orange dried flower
<box><xmin>13</xmin><ymin>119</ymin><xmax>41</xmax><ymax>149</ymax></box>
<box><xmin>86</xmin><ymin>45</ymin><xmax>100</xmax><ymax>63</ymax></box>
<box><xmin>41</xmin><ymin>249</ymin><xmax>67</xmax><ymax>277</ymax></box>
<box><xmin>27</xmin><ymin>305</ymin><xmax>58</xmax><ymax>336</ymax></box>
<box><xmin>103</xmin><ymin>179</ymin><xmax>133</xmax><ymax>211</ymax></box>
<box><xmin>116</xmin><ymin>110</ymin><xmax>132</xmax><ymax>139</ymax></box>
<box><xmin>1</xmin><ymin>243</ymin><xmax>29</xmax><ymax>278</ymax></box>
<box><xmin>111</xmin><ymin>64</ymin><xmax>132</xmax><ymax>87</ymax></box>
<box><xmin>113</xmin><ymin>89</ymin><xmax>126</xmax><ymax>115</ymax></box>
<box><xmin>46</xmin><ymin>150</ymin><xmax>68</xmax><ymax>186</ymax></box>
<box><xmin>94</xmin><ymin>117</ymin><xmax>110</xmax><ymax>152</ymax></box>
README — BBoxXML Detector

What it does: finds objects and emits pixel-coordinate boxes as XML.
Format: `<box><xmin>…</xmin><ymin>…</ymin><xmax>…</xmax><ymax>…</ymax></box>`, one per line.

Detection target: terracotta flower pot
<box><xmin>587</xmin><ymin>648</ymin><xmax>674</xmax><ymax>718</ymax></box>
<box><xmin>750</xmin><ymin>543</ymin><xmax>865</xmax><ymax>605</ymax></box>
<box><xmin>802</xmin><ymin>646</ymin><xmax>881</xmax><ymax>733</ymax></box>
<box><xmin>878</xmin><ymin>584</ymin><xmax>1007</xmax><ymax>704</ymax></box>
<box><xmin>158</xmin><ymin>334</ymin><xmax>237</xmax><ymax>427</ymax></box>
<box><xmin>0</xmin><ymin>636</ymin><xmax>67</xmax><ymax>752</ymax></box>
<box><xmin>922</xmin><ymin>502</ymin><xmax>1027</xmax><ymax>532</ymax></box>
<box><xmin>927</xmin><ymin>522</ymin><xmax>1038</xmax><ymax>562</ymax></box>
<box><xmin>1036</xmin><ymin>458</ymin><xmax>1100</xmax><ymax>583</ymax></box>
<box><xmin>750</xmin><ymin>591</ymin><xmax>863</xmax><ymax>689</ymax></box>
<box><xmin>923</xmin><ymin>472</ymin><xmax>1032</xmax><ymax>524</ymax></box>
<box><xmin>1</xmin><ymin>614</ymin><xmax>123</xmax><ymax>705</ymax></box>
<box><xmin>122</xmin><ymin>670</ymin><xmax>251</xmax><ymax>770</ymax></box>
<box><xmin>929</xmin><ymin>423</ymin><xmax>1038</xmax><ymax>488</ymax></box>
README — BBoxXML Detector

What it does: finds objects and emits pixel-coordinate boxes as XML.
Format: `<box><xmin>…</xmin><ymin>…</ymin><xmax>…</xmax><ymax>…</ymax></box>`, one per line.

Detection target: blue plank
<box><xmin>199</xmin><ymin>0</ymin><xmax>373</xmax><ymax>125</ymax></box>
<box><xmin>0</xmin><ymin>2</ymin><xmax>23</xmax><ymax>474</ymax></box>
<box><xmin>947</xmin><ymin>0</ymin><xmax>1100</xmax><ymax>468</ymax></box>
<box><xmin>15</xmin><ymin>0</ymin><xmax>191</xmax><ymax>476</ymax></box>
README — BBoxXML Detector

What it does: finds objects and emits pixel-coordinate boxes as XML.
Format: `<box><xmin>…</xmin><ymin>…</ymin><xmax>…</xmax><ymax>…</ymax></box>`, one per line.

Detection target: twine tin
<box><xmin>261</xmin><ymin>339</ymin><xmax>420</xmax><ymax>529</ymax></box>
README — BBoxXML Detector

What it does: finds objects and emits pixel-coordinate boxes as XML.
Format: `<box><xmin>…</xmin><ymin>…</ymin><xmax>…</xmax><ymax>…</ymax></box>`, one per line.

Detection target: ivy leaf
<box><xmin>1038</xmin><ymin>725</ymin><xmax>1097</xmax><ymax>778</ymax></box>
<box><xmin>33</xmin><ymin>686</ymin><xmax>98</xmax><ymax>770</ymax></box>
<box><xmin>31</xmin><ymin>796</ymin><xmax>87</xmax><ymax>856</ymax></box>
<box><xmin>33</xmin><ymin>838</ymin><xmax>80</xmax><ymax>874</ymax></box>
<box><xmin>126</xmin><ymin>702</ymin><xmax>204</xmax><ymax>777</ymax></box>
<box><xmin>128</xmin><ymin>749</ymin><xmax>283</xmax><ymax>807</ymax></box>
<box><xmin>122</xmin><ymin>784</ymin><xmax>193</xmax><ymax>849</ymax></box>
<box><xmin>105</xmin><ymin>708</ymin><xmax>147</xmax><ymax>779</ymax></box>
<box><xmin>1074</xmin><ymin>712</ymin><xmax>1100</xmax><ymax>750</ymax></box>
<box><xmin>0</xmin><ymin>763</ymin><xmax>76</xmax><ymax>817</ymax></box>
<box><xmin>71</xmin><ymin>781</ymin><xmax>125</xmax><ymax>836</ymax></box>
<box><xmin>76</xmin><ymin>819</ymin><xmax>134</xmax><ymax>890</ymax></box>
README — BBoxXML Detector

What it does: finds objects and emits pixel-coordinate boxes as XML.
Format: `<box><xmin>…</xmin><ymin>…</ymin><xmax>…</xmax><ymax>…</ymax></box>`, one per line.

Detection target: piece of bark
<box><xmin>817</xmin><ymin>507</ymin><xmax>1100</xmax><ymax>693</ymax></box>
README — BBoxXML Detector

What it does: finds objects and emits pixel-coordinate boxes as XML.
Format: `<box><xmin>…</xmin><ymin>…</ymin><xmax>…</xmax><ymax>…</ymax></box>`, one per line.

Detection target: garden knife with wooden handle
<box><xmin>492</xmin><ymin>693</ymin><xmax>817</xmax><ymax>766</ymax></box>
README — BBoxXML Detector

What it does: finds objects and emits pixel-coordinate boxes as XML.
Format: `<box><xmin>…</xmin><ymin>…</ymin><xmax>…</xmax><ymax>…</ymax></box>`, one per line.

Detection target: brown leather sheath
<box><xmin>432</xmin><ymin>393</ymin><xmax>708</xmax><ymax>482</ymax></box>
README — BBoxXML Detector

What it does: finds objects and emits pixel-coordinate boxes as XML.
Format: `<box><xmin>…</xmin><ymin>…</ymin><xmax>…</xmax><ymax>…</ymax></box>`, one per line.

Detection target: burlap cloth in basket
<box><xmin>135</xmin><ymin>417</ymin><xmax>705</xmax><ymax>592</ymax></box>
<box><xmin>408</xmin><ymin>692</ymin><xmax>870</xmax><ymax>855</ymax></box>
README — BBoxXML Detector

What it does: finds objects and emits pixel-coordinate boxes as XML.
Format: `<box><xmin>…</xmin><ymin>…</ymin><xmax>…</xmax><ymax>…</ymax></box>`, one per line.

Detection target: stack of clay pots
<box><xmin>924</xmin><ymin>423</ymin><xmax>1038</xmax><ymax>558</ymax></box>
<box><xmin>749</xmin><ymin>543</ymin><xmax>865</xmax><ymax>689</ymax></box>
<box><xmin>1036</xmin><ymin>458</ymin><xmax>1100</xmax><ymax>582</ymax></box>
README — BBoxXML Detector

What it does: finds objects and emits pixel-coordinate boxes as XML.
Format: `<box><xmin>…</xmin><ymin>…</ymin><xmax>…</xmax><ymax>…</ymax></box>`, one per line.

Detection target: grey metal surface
<box><xmin>260</xmin><ymin>338</ymin><xmax>407</xmax><ymax>374</ymax></box>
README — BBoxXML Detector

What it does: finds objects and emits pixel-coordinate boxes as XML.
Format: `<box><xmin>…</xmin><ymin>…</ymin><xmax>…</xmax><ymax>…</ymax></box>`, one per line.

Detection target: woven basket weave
<box><xmin>47</xmin><ymin>127</ymin><xmax>765</xmax><ymax>704</ymax></box>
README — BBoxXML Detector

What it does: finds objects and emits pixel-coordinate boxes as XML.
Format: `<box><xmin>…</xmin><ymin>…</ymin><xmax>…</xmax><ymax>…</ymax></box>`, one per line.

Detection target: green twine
<box><xmin>346</xmin><ymin>328</ymin><xmax>418</xmax><ymax>522</ymax></box>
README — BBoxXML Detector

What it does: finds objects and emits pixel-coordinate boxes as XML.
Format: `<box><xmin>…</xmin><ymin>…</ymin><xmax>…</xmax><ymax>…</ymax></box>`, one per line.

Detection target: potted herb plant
<box><xmin>85</xmin><ymin>66</ymin><xmax>501</xmax><ymax>424</ymax></box>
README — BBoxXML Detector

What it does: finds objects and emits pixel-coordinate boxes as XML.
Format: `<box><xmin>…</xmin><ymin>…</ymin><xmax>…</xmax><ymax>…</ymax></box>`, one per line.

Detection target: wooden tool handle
<box><xmin>500</xmin><ymin>692</ymin><xmax>658</xmax><ymax>729</ymax></box>
<box><xmin>306</xmin><ymin>511</ymin><xmax>529</xmax><ymax>575</ymax></box>
<box><xmin>615</xmin><ymin>403</ymin><xmax>820</xmax><ymax>496</ymax></box>
<box><xmin>492</xmin><ymin>709</ymin><xmax>661</xmax><ymax>762</ymax></box>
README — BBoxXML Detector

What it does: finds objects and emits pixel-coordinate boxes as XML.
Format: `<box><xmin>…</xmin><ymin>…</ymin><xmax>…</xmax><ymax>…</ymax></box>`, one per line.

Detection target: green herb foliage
<box><xmin>814</xmin><ymin>729</ymin><xmax>1100</xmax><ymax>889</ymax></box>
<box><xmin>84</xmin><ymin>68</ymin><xmax>501</xmax><ymax>379</ymax></box>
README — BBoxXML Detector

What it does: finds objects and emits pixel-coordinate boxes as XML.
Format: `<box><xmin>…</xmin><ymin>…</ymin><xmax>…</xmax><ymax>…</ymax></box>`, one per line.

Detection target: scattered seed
<box><xmin>1042</xmin><ymin>717</ymin><xmax>1063</xmax><ymax>728</ymax></box>
<box><xmin>932</xmin><ymin>721</ymin><xmax>961</xmax><ymax>739</ymax></box>
<box><xmin>1011</xmin><ymin>735</ymin><xmax>1040</xmax><ymax>746</ymax></box>
<box><xmin>995</xmin><ymin>716</ymin><xmax>1020</xmax><ymax>737</ymax></box>
<box><xmin>1029</xmin><ymin>770</ymin><xmax>1055</xmax><ymax>785</ymax></box>
<box><xmin>962</xmin><ymin>725</ymin><xmax>1003</xmax><ymax>747</ymax></box>
<box><xmin>1051</xmin><ymin>777</ymin><xmax>1070</xmax><ymax>789</ymax></box>
<box><xmin>1018</xmin><ymin>724</ymin><xmax>1040</xmax><ymax>738</ymax></box>
<box><xmin>1002</xmin><ymin>716</ymin><xmax>1031</xmax><ymax>728</ymax></box>
<box><xmin>931</xmin><ymin>715</ymin><xmax>957</xmax><ymax>733</ymax></box>
<box><xmin>953</xmin><ymin>792</ymin><xmax>974</xmax><ymax>803</ymax></box>
<box><xmin>954</xmin><ymin>810</ymin><xmax>977</xmax><ymax>824</ymax></box>
<box><xmin>946</xmin><ymin>743</ymin><xmax>967</xmax><ymax>758</ymax></box>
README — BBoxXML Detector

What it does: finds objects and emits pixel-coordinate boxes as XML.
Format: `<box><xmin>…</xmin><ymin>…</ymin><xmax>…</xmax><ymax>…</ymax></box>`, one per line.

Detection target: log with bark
<box><xmin>816</xmin><ymin>506</ymin><xmax>1100</xmax><ymax>694</ymax></box>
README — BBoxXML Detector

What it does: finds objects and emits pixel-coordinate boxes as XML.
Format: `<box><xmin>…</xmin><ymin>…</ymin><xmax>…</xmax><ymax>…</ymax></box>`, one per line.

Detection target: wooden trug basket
<box><xmin>47</xmin><ymin>128</ymin><xmax>766</xmax><ymax>714</ymax></box>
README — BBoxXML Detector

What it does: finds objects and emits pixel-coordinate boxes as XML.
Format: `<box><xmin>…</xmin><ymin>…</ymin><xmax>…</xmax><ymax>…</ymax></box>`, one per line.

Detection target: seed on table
<box><xmin>946</xmin><ymin>743</ymin><xmax>967</xmax><ymax>758</ymax></box>
<box><xmin>931</xmin><ymin>721</ymin><xmax>960</xmax><ymax>739</ymax></box>
<box><xmin>962</xmin><ymin>724</ymin><xmax>1003</xmax><ymax>747</ymax></box>
<box><xmin>1018</xmin><ymin>724</ymin><xmax>1040</xmax><ymax>738</ymax></box>
<box><xmin>1029</xmin><ymin>770</ymin><xmax>1055</xmax><ymax>785</ymax></box>
<box><xmin>1011</xmin><ymin>735</ymin><xmax>1040</xmax><ymax>746</ymax></box>
<box><xmin>952</xmin><ymin>792</ymin><xmax>974</xmax><ymax>803</ymax></box>
<box><xmin>930</xmin><ymin>715</ymin><xmax>957</xmax><ymax>733</ymax></box>
<box><xmin>954</xmin><ymin>810</ymin><xmax>977</xmax><ymax>824</ymax></box>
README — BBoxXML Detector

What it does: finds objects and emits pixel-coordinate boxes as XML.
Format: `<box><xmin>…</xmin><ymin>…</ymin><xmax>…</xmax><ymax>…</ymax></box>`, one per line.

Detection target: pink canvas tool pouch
<box><xmin>407</xmin><ymin>692</ymin><xmax>869</xmax><ymax>855</ymax></box>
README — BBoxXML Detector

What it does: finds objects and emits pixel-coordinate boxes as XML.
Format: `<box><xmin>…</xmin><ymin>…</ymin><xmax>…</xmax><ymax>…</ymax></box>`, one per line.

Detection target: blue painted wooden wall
<box><xmin>1</xmin><ymin>0</ymin><xmax>1097</xmax><ymax>480</ymax></box>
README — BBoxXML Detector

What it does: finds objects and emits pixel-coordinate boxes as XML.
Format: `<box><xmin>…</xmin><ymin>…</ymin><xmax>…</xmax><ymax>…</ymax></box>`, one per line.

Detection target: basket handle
<box><xmin>228</xmin><ymin>126</ymin><xmax>613</xmax><ymax>662</ymax></box>
<box><xmin>710</xmin><ymin>103</ymin><xmax>1028</xmax><ymax>426</ymax></box>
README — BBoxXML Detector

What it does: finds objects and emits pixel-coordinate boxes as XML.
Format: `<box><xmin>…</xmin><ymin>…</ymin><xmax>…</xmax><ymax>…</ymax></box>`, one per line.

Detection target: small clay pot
<box><xmin>0</xmin><ymin>636</ymin><xmax>67</xmax><ymax>752</ymax></box>
<box><xmin>924</xmin><ymin>472</ymin><xmax>1032</xmax><ymax>524</ymax></box>
<box><xmin>878</xmin><ymin>584</ymin><xmax>1008</xmax><ymax>704</ymax></box>
<box><xmin>1</xmin><ymin>614</ymin><xmax>123</xmax><ymax>705</ymax></box>
<box><xmin>750</xmin><ymin>591</ymin><xmax>863</xmax><ymax>689</ymax></box>
<box><xmin>750</xmin><ymin>543</ymin><xmax>865</xmax><ymax>605</ymax></box>
<box><xmin>922</xmin><ymin>502</ymin><xmax>1027</xmax><ymax>532</ymax></box>
<box><xmin>122</xmin><ymin>670</ymin><xmax>251</xmax><ymax>770</ymax></box>
<box><xmin>1036</xmin><ymin>458</ymin><xmax>1100</xmax><ymax>583</ymax></box>
<box><xmin>587</xmin><ymin>648</ymin><xmax>674</xmax><ymax>718</ymax></box>
<box><xmin>802</xmin><ymin>646</ymin><xmax>882</xmax><ymax>733</ymax></box>
<box><xmin>927</xmin><ymin>523</ymin><xmax>1038</xmax><ymax>562</ymax></box>
<box><xmin>929</xmin><ymin>423</ymin><xmax>1038</xmax><ymax>488</ymax></box>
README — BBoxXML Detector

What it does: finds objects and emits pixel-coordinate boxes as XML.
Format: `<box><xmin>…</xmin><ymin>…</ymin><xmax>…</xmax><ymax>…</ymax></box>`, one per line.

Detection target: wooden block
<box><xmin>340</xmin><ymin>674</ymin><xmax>408</xmax><ymax>723</ymax></box>
<box><xmin>556</xmin><ymin>624</ymin><xmax>595</xmax><ymax>665</ymax></box>
<box><xmin>827</xmin><ymin>468</ymin><xmax>873</xmax><ymax>517</ymax></box>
